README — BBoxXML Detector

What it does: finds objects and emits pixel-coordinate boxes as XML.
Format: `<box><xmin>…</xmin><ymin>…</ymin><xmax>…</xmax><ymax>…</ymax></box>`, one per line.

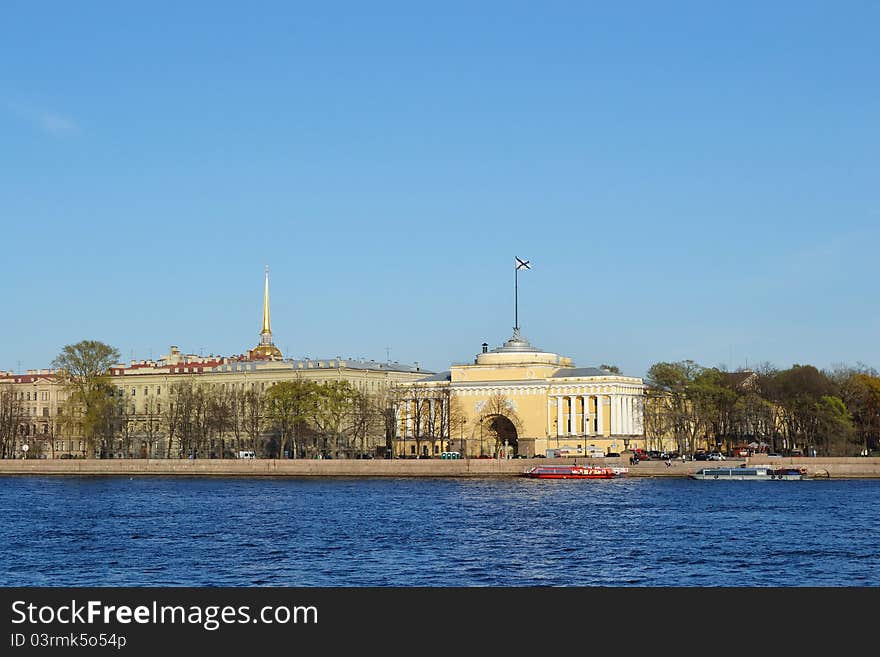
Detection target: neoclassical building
<box><xmin>395</xmin><ymin>330</ymin><xmax>646</xmax><ymax>458</ymax></box>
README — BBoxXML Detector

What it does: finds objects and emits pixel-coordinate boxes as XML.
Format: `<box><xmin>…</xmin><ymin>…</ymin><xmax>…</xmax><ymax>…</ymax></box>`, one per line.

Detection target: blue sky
<box><xmin>2</xmin><ymin>1</ymin><xmax>878</xmax><ymax>377</ymax></box>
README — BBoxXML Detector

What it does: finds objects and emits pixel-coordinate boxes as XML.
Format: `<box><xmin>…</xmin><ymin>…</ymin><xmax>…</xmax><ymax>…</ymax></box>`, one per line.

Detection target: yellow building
<box><xmin>394</xmin><ymin>329</ymin><xmax>646</xmax><ymax>458</ymax></box>
<box><xmin>0</xmin><ymin>370</ymin><xmax>67</xmax><ymax>457</ymax></box>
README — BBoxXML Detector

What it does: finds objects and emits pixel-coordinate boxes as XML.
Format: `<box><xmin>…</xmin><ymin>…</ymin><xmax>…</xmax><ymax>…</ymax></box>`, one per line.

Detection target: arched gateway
<box><xmin>485</xmin><ymin>414</ymin><xmax>518</xmax><ymax>457</ymax></box>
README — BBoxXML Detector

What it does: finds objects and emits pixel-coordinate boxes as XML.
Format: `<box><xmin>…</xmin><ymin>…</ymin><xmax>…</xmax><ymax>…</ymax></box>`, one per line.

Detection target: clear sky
<box><xmin>2</xmin><ymin>1</ymin><xmax>878</xmax><ymax>378</ymax></box>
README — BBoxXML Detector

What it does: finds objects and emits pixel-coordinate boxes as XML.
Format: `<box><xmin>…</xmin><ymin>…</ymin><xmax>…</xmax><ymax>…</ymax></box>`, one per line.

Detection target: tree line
<box><xmin>645</xmin><ymin>360</ymin><xmax>880</xmax><ymax>457</ymax></box>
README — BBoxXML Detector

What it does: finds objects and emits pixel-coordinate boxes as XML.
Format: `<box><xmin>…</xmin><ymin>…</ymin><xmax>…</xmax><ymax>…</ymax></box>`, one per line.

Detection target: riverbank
<box><xmin>1</xmin><ymin>457</ymin><xmax>879</xmax><ymax>477</ymax></box>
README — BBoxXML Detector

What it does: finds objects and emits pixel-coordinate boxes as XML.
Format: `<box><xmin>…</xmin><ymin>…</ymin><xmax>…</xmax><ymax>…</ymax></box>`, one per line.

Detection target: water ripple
<box><xmin>0</xmin><ymin>476</ymin><xmax>878</xmax><ymax>586</ymax></box>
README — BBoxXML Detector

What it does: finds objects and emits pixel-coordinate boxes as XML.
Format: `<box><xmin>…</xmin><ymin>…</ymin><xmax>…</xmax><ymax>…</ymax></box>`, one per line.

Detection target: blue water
<box><xmin>1</xmin><ymin>476</ymin><xmax>878</xmax><ymax>586</ymax></box>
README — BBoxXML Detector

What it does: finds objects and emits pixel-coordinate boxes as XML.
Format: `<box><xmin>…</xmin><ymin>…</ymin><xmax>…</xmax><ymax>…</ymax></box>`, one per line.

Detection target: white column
<box><xmin>582</xmin><ymin>395</ymin><xmax>591</xmax><ymax>434</ymax></box>
<box><xmin>629</xmin><ymin>396</ymin><xmax>636</xmax><ymax>435</ymax></box>
<box><xmin>625</xmin><ymin>396</ymin><xmax>632</xmax><ymax>435</ymax></box>
<box><xmin>546</xmin><ymin>399</ymin><xmax>552</xmax><ymax>437</ymax></box>
<box><xmin>613</xmin><ymin>395</ymin><xmax>621</xmax><ymax>435</ymax></box>
<box><xmin>608</xmin><ymin>395</ymin><xmax>614</xmax><ymax>434</ymax></box>
<box><xmin>596</xmin><ymin>396</ymin><xmax>605</xmax><ymax>435</ymax></box>
<box><xmin>405</xmin><ymin>400</ymin><xmax>412</xmax><ymax>437</ymax></box>
<box><xmin>569</xmin><ymin>395</ymin><xmax>578</xmax><ymax>435</ymax></box>
<box><xmin>556</xmin><ymin>396</ymin><xmax>563</xmax><ymax>437</ymax></box>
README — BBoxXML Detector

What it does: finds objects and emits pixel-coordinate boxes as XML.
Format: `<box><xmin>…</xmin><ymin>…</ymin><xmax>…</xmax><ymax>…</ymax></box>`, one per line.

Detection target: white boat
<box><xmin>689</xmin><ymin>466</ymin><xmax>807</xmax><ymax>481</ymax></box>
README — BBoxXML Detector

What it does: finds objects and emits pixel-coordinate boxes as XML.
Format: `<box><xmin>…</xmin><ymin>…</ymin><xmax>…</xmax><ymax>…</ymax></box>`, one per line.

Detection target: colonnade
<box><xmin>395</xmin><ymin>397</ymin><xmax>449</xmax><ymax>438</ymax></box>
<box><xmin>548</xmin><ymin>393</ymin><xmax>642</xmax><ymax>437</ymax></box>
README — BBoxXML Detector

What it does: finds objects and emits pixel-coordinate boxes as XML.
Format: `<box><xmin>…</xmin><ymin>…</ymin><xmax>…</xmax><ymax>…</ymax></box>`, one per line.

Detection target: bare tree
<box><xmin>206</xmin><ymin>386</ymin><xmax>231</xmax><ymax>458</ymax></box>
<box><xmin>141</xmin><ymin>394</ymin><xmax>163</xmax><ymax>458</ymax></box>
<box><xmin>478</xmin><ymin>392</ymin><xmax>523</xmax><ymax>456</ymax></box>
<box><xmin>114</xmin><ymin>391</ymin><xmax>137</xmax><ymax>458</ymax></box>
<box><xmin>376</xmin><ymin>383</ymin><xmax>404</xmax><ymax>458</ymax></box>
<box><xmin>397</xmin><ymin>383</ymin><xmax>434</xmax><ymax>458</ymax></box>
<box><xmin>163</xmin><ymin>380</ymin><xmax>187</xmax><ymax>458</ymax></box>
<box><xmin>347</xmin><ymin>389</ymin><xmax>381</xmax><ymax>457</ymax></box>
<box><xmin>243</xmin><ymin>387</ymin><xmax>265</xmax><ymax>456</ymax></box>
<box><xmin>0</xmin><ymin>384</ymin><xmax>23</xmax><ymax>459</ymax></box>
<box><xmin>227</xmin><ymin>387</ymin><xmax>246</xmax><ymax>456</ymax></box>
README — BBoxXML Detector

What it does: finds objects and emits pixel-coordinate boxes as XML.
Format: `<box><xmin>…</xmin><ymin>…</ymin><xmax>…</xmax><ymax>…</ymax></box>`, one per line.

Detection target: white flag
<box><xmin>515</xmin><ymin>257</ymin><xmax>531</xmax><ymax>271</ymax></box>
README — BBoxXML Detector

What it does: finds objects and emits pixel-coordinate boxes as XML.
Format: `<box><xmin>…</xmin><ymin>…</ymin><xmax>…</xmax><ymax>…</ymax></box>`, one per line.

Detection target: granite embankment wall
<box><xmin>1</xmin><ymin>457</ymin><xmax>879</xmax><ymax>478</ymax></box>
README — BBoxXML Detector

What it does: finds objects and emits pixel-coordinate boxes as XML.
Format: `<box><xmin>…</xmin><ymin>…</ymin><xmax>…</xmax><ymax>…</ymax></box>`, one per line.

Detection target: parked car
<box><xmin>694</xmin><ymin>452</ymin><xmax>709</xmax><ymax>461</ymax></box>
<box><xmin>606</xmin><ymin>452</ymin><xmax>621</xmax><ymax>458</ymax></box>
<box><xmin>707</xmin><ymin>452</ymin><xmax>726</xmax><ymax>461</ymax></box>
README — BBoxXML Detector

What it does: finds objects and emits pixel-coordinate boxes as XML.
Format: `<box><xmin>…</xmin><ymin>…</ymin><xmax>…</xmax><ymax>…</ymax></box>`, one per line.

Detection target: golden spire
<box><xmin>251</xmin><ymin>264</ymin><xmax>283</xmax><ymax>360</ymax></box>
<box><xmin>262</xmin><ymin>264</ymin><xmax>271</xmax><ymax>335</ymax></box>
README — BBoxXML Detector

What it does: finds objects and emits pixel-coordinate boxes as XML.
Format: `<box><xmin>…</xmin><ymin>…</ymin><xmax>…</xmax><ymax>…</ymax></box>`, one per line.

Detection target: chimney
<box><xmin>481</xmin><ymin>342</ymin><xmax>488</xmax><ymax>354</ymax></box>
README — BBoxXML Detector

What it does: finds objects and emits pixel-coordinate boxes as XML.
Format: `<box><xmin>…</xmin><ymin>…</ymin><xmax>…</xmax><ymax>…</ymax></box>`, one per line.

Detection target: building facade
<box><xmin>393</xmin><ymin>330</ymin><xmax>646</xmax><ymax>458</ymax></box>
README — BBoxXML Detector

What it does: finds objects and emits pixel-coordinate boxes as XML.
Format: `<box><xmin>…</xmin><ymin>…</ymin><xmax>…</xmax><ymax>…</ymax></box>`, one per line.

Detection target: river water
<box><xmin>1</xmin><ymin>476</ymin><xmax>878</xmax><ymax>586</ymax></box>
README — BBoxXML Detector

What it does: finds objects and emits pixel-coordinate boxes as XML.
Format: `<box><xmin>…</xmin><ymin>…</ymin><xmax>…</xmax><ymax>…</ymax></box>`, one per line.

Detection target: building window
<box><xmin>144</xmin><ymin>387</ymin><xmax>148</xmax><ymax>396</ymax></box>
<box><xmin>157</xmin><ymin>387</ymin><xmax>161</xmax><ymax>395</ymax></box>
<box><xmin>132</xmin><ymin>388</ymin><xmax>136</xmax><ymax>396</ymax></box>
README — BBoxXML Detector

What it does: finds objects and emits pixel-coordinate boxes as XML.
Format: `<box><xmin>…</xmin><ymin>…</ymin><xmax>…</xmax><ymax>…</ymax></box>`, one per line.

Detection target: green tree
<box><xmin>690</xmin><ymin>368</ymin><xmax>741</xmax><ymax>453</ymax></box>
<box><xmin>814</xmin><ymin>395</ymin><xmax>854</xmax><ymax>455</ymax></box>
<box><xmin>839</xmin><ymin>371</ymin><xmax>880</xmax><ymax>454</ymax></box>
<box><xmin>312</xmin><ymin>381</ymin><xmax>356</xmax><ymax>458</ymax></box>
<box><xmin>646</xmin><ymin>360</ymin><xmax>705</xmax><ymax>454</ymax></box>
<box><xmin>51</xmin><ymin>340</ymin><xmax>121</xmax><ymax>458</ymax></box>
<box><xmin>769</xmin><ymin>365</ymin><xmax>837</xmax><ymax>454</ymax></box>
<box><xmin>265</xmin><ymin>380</ymin><xmax>318</xmax><ymax>458</ymax></box>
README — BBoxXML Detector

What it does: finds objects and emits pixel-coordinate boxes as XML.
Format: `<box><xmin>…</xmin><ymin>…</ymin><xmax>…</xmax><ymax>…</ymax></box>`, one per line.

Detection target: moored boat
<box><xmin>522</xmin><ymin>465</ymin><xmax>617</xmax><ymax>479</ymax></box>
<box><xmin>689</xmin><ymin>466</ymin><xmax>808</xmax><ymax>481</ymax></box>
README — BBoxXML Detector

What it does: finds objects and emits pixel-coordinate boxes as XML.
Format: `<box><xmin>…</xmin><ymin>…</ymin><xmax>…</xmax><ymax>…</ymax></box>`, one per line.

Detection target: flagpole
<box><xmin>514</xmin><ymin>258</ymin><xmax>518</xmax><ymax>333</ymax></box>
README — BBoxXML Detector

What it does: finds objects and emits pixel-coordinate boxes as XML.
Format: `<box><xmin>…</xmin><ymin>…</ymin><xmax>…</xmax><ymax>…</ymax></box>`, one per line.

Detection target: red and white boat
<box><xmin>522</xmin><ymin>465</ymin><xmax>617</xmax><ymax>479</ymax></box>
